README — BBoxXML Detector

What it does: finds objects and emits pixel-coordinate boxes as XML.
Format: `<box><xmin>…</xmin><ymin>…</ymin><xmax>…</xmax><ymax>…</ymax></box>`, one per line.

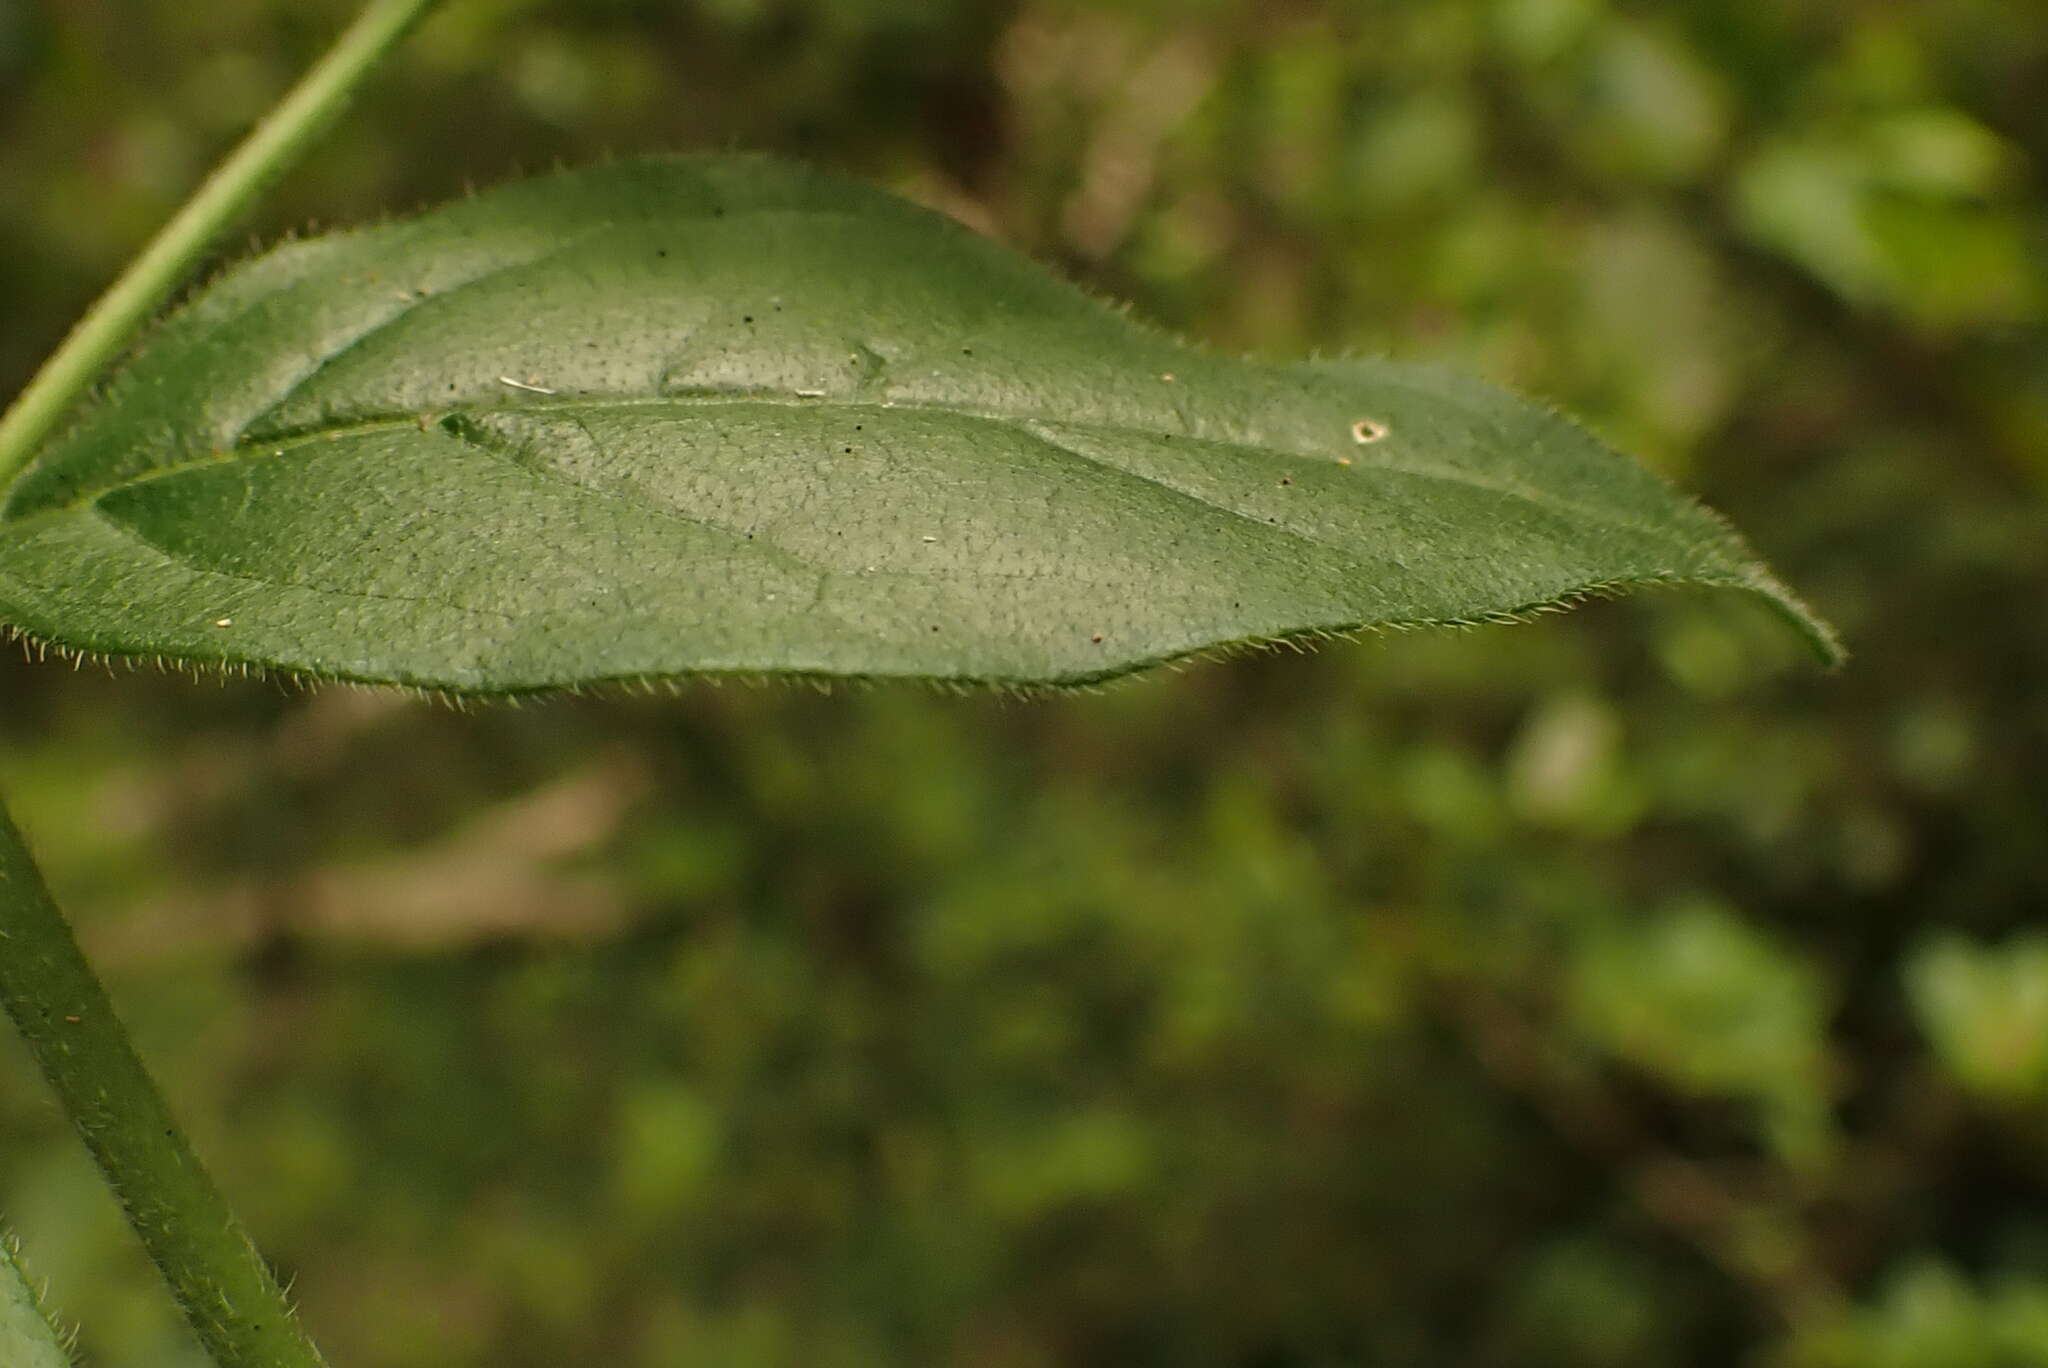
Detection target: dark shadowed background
<box><xmin>2</xmin><ymin>1</ymin><xmax>2045</xmax><ymax>1364</ymax></box>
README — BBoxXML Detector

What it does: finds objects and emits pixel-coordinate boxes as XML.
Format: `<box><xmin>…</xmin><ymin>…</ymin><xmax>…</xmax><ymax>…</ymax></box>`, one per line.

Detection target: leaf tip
<box><xmin>1749</xmin><ymin>574</ymin><xmax>1848</xmax><ymax>670</ymax></box>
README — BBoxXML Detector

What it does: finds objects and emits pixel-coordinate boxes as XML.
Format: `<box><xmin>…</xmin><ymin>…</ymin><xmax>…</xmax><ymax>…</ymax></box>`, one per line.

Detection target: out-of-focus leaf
<box><xmin>1569</xmin><ymin>898</ymin><xmax>1834</xmax><ymax>1166</ymax></box>
<box><xmin>0</xmin><ymin>156</ymin><xmax>1836</xmax><ymax>695</ymax></box>
<box><xmin>1732</xmin><ymin>112</ymin><xmax>2041</xmax><ymax>329</ymax></box>
<box><xmin>1783</xmin><ymin>1261</ymin><xmax>2048</xmax><ymax>1368</ymax></box>
<box><xmin>1907</xmin><ymin>933</ymin><xmax>2048</xmax><ymax>1104</ymax></box>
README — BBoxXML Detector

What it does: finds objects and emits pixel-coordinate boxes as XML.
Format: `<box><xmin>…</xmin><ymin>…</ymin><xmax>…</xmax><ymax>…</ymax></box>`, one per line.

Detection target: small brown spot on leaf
<box><xmin>1351</xmin><ymin>418</ymin><xmax>1389</xmax><ymax>444</ymax></box>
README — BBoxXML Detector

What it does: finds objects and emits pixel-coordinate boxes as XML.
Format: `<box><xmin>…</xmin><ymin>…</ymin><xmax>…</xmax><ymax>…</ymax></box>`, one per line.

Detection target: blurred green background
<box><xmin>2</xmin><ymin>1</ymin><xmax>2045</xmax><ymax>1363</ymax></box>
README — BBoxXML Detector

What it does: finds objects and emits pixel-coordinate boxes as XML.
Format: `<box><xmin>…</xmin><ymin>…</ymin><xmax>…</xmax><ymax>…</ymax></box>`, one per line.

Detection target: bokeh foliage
<box><xmin>1</xmin><ymin>1</ymin><xmax>2044</xmax><ymax>1364</ymax></box>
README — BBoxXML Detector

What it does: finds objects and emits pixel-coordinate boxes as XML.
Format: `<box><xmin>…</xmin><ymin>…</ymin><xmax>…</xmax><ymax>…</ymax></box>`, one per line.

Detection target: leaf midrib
<box><xmin>4</xmin><ymin>393</ymin><xmax>1728</xmax><ymax>573</ymax></box>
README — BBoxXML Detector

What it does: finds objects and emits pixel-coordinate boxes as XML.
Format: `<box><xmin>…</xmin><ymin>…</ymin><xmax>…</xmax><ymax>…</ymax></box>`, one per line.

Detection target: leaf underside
<box><xmin>0</xmin><ymin>156</ymin><xmax>1839</xmax><ymax>694</ymax></box>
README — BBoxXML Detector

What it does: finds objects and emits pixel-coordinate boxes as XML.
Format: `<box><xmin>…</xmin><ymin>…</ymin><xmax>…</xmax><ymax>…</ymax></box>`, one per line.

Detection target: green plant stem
<box><xmin>2</xmin><ymin>1226</ymin><xmax>74</xmax><ymax>1368</ymax></box>
<box><xmin>0</xmin><ymin>798</ymin><xmax>326</xmax><ymax>1368</ymax></box>
<box><xmin>0</xmin><ymin>7</ymin><xmax>441</xmax><ymax>1362</ymax></box>
<box><xmin>0</xmin><ymin>0</ymin><xmax>444</xmax><ymax>488</ymax></box>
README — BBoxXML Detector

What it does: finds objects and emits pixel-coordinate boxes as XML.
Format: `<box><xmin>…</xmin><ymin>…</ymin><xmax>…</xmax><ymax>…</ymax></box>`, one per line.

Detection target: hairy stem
<box><xmin>0</xmin><ymin>798</ymin><xmax>326</xmax><ymax>1368</ymax></box>
<box><xmin>0</xmin><ymin>0</ymin><xmax>444</xmax><ymax>487</ymax></box>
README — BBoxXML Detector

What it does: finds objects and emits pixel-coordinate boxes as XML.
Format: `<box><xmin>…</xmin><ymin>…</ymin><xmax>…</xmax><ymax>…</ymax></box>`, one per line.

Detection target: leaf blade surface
<box><xmin>0</xmin><ymin>156</ymin><xmax>1839</xmax><ymax>692</ymax></box>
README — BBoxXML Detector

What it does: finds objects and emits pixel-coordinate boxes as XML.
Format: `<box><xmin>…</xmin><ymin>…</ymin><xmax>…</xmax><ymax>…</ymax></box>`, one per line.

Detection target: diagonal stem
<box><xmin>0</xmin><ymin>0</ymin><xmax>444</xmax><ymax>488</ymax></box>
<box><xmin>0</xmin><ymin>796</ymin><xmax>327</xmax><ymax>1367</ymax></box>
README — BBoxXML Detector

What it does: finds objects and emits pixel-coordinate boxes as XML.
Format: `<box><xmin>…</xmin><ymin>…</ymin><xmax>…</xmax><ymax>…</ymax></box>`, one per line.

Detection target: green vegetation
<box><xmin>2</xmin><ymin>1230</ymin><xmax>73</xmax><ymax>1368</ymax></box>
<box><xmin>1</xmin><ymin>1</ymin><xmax>2042</xmax><ymax>1364</ymax></box>
<box><xmin>0</xmin><ymin>149</ymin><xmax>1828</xmax><ymax>692</ymax></box>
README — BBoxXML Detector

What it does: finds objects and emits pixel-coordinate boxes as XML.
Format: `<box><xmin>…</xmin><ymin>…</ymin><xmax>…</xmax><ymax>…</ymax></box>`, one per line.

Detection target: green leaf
<box><xmin>1</xmin><ymin>1234</ymin><xmax>73</xmax><ymax>1368</ymax></box>
<box><xmin>0</xmin><ymin>156</ymin><xmax>1838</xmax><ymax>694</ymax></box>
